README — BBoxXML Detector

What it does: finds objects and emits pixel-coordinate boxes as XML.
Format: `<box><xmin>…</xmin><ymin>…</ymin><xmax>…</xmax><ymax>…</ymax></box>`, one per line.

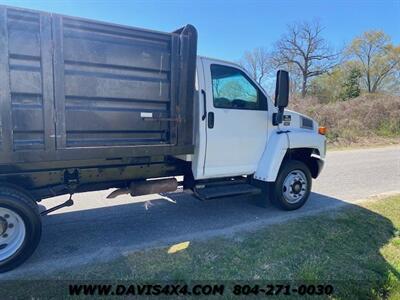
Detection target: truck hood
<box><xmin>279</xmin><ymin>109</ymin><xmax>318</xmax><ymax>132</ymax></box>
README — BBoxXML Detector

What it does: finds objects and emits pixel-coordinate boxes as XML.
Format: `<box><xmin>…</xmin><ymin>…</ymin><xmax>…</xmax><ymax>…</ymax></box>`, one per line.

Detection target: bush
<box><xmin>289</xmin><ymin>94</ymin><xmax>400</xmax><ymax>145</ymax></box>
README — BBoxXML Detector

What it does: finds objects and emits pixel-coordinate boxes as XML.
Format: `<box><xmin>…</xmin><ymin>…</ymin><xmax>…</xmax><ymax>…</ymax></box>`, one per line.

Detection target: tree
<box><xmin>340</xmin><ymin>67</ymin><xmax>361</xmax><ymax>100</ymax></box>
<box><xmin>347</xmin><ymin>31</ymin><xmax>400</xmax><ymax>93</ymax></box>
<box><xmin>239</xmin><ymin>47</ymin><xmax>270</xmax><ymax>86</ymax></box>
<box><xmin>272</xmin><ymin>20</ymin><xmax>338</xmax><ymax>97</ymax></box>
<box><xmin>309</xmin><ymin>62</ymin><xmax>360</xmax><ymax>102</ymax></box>
<box><xmin>309</xmin><ymin>67</ymin><xmax>345</xmax><ymax>103</ymax></box>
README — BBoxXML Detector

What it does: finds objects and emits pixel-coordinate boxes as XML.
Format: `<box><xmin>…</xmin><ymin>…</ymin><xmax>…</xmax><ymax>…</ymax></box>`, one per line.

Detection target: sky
<box><xmin>0</xmin><ymin>0</ymin><xmax>399</xmax><ymax>62</ymax></box>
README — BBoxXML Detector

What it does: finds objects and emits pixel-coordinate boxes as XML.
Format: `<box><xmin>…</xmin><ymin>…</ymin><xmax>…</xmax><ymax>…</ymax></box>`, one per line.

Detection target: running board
<box><xmin>193</xmin><ymin>183</ymin><xmax>262</xmax><ymax>201</ymax></box>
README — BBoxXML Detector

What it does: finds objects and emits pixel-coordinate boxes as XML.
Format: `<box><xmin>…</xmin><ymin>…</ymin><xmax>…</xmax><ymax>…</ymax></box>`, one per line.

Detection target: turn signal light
<box><xmin>318</xmin><ymin>126</ymin><xmax>327</xmax><ymax>135</ymax></box>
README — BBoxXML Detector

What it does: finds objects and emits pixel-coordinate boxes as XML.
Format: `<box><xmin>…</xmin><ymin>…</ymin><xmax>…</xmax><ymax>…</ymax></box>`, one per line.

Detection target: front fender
<box><xmin>288</xmin><ymin>130</ymin><xmax>326</xmax><ymax>158</ymax></box>
<box><xmin>254</xmin><ymin>132</ymin><xmax>289</xmax><ymax>182</ymax></box>
<box><xmin>254</xmin><ymin>130</ymin><xmax>326</xmax><ymax>182</ymax></box>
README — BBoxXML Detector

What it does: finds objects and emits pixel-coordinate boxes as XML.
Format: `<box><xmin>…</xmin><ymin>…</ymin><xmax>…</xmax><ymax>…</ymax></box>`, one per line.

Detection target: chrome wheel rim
<box><xmin>0</xmin><ymin>207</ymin><xmax>26</xmax><ymax>262</ymax></box>
<box><xmin>282</xmin><ymin>170</ymin><xmax>308</xmax><ymax>204</ymax></box>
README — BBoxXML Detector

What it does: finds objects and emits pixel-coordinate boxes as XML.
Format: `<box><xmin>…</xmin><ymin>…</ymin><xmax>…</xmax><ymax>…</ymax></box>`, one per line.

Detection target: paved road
<box><xmin>2</xmin><ymin>146</ymin><xmax>400</xmax><ymax>278</ymax></box>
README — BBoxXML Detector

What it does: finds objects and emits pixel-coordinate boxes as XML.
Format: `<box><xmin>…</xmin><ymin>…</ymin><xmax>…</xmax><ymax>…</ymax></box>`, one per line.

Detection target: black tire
<box><xmin>269</xmin><ymin>160</ymin><xmax>312</xmax><ymax>211</ymax></box>
<box><xmin>0</xmin><ymin>184</ymin><xmax>42</xmax><ymax>273</ymax></box>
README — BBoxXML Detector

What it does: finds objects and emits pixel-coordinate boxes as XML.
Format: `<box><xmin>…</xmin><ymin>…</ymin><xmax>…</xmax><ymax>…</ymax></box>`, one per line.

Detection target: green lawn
<box><xmin>2</xmin><ymin>195</ymin><xmax>400</xmax><ymax>299</ymax></box>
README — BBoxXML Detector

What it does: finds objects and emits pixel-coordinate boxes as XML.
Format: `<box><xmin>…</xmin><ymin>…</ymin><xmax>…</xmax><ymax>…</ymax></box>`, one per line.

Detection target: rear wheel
<box><xmin>0</xmin><ymin>185</ymin><xmax>41</xmax><ymax>273</ymax></box>
<box><xmin>269</xmin><ymin>160</ymin><xmax>312</xmax><ymax>210</ymax></box>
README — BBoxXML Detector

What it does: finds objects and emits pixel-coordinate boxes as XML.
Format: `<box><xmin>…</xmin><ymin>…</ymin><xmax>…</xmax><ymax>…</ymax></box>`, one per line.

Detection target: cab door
<box><xmin>200</xmin><ymin>58</ymin><xmax>269</xmax><ymax>178</ymax></box>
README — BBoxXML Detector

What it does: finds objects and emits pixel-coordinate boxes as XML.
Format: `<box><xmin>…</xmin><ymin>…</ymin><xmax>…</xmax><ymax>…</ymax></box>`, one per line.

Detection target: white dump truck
<box><xmin>0</xmin><ymin>5</ymin><xmax>326</xmax><ymax>272</ymax></box>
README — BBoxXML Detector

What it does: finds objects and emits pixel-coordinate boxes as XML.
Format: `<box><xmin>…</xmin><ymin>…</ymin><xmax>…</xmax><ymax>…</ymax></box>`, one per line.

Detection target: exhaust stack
<box><xmin>107</xmin><ymin>178</ymin><xmax>178</xmax><ymax>199</ymax></box>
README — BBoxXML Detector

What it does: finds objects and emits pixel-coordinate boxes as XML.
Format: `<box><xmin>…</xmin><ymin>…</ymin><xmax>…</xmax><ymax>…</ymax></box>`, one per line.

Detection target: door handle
<box><xmin>201</xmin><ymin>89</ymin><xmax>207</xmax><ymax>121</ymax></box>
<box><xmin>208</xmin><ymin>112</ymin><xmax>214</xmax><ymax>129</ymax></box>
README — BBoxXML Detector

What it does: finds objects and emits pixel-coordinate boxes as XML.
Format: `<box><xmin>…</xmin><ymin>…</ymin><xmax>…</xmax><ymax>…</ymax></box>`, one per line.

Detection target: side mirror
<box><xmin>274</xmin><ymin>70</ymin><xmax>289</xmax><ymax>108</ymax></box>
<box><xmin>273</xmin><ymin>70</ymin><xmax>289</xmax><ymax>125</ymax></box>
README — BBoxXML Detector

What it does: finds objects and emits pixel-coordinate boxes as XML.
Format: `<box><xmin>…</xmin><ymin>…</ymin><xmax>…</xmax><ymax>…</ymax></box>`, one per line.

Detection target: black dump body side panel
<box><xmin>0</xmin><ymin>6</ymin><xmax>197</xmax><ymax>169</ymax></box>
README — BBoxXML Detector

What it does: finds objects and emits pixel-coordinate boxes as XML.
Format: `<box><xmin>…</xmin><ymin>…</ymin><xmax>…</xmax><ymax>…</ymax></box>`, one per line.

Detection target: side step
<box><xmin>193</xmin><ymin>182</ymin><xmax>262</xmax><ymax>201</ymax></box>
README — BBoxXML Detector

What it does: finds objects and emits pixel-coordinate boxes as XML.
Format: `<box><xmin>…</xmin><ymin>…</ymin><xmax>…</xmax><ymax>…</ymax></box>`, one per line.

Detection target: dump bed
<box><xmin>0</xmin><ymin>5</ymin><xmax>197</xmax><ymax>166</ymax></box>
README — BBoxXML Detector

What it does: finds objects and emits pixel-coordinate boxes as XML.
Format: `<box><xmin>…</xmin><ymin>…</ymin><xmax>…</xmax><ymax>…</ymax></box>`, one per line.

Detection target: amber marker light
<box><xmin>318</xmin><ymin>126</ymin><xmax>327</xmax><ymax>135</ymax></box>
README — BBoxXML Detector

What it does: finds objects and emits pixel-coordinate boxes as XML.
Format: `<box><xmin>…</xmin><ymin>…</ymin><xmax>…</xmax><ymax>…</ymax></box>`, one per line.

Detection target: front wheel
<box><xmin>0</xmin><ymin>185</ymin><xmax>42</xmax><ymax>273</ymax></box>
<box><xmin>269</xmin><ymin>160</ymin><xmax>312</xmax><ymax>210</ymax></box>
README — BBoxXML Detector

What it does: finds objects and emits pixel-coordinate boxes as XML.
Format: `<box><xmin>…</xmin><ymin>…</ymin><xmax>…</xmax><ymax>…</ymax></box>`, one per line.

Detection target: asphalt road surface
<box><xmin>2</xmin><ymin>146</ymin><xmax>400</xmax><ymax>278</ymax></box>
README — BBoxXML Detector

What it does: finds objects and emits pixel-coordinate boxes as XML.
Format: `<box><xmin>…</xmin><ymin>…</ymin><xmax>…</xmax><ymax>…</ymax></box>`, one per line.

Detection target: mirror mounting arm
<box><xmin>272</xmin><ymin>107</ymin><xmax>285</xmax><ymax>126</ymax></box>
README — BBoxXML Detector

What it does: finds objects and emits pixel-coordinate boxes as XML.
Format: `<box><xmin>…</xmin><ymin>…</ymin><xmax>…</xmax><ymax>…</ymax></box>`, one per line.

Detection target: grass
<box><xmin>327</xmin><ymin>137</ymin><xmax>400</xmax><ymax>151</ymax></box>
<box><xmin>1</xmin><ymin>195</ymin><xmax>400</xmax><ymax>299</ymax></box>
<box><xmin>289</xmin><ymin>93</ymin><xmax>400</xmax><ymax>147</ymax></box>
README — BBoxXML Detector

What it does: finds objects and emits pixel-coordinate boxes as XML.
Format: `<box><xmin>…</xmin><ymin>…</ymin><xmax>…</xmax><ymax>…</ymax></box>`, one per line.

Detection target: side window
<box><xmin>211</xmin><ymin>64</ymin><xmax>266</xmax><ymax>110</ymax></box>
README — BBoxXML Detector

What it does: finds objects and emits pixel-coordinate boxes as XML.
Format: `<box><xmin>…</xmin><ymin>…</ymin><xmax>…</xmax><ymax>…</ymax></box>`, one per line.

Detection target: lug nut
<box><xmin>4</xmin><ymin>214</ymin><xmax>9</xmax><ymax>219</ymax></box>
<box><xmin>2</xmin><ymin>234</ymin><xmax>8</xmax><ymax>238</ymax></box>
<box><xmin>8</xmin><ymin>223</ymin><xmax>13</xmax><ymax>229</ymax></box>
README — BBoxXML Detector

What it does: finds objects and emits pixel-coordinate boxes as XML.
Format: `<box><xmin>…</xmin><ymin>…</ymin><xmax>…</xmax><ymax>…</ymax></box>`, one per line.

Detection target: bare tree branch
<box><xmin>239</xmin><ymin>47</ymin><xmax>272</xmax><ymax>86</ymax></box>
<box><xmin>271</xmin><ymin>20</ymin><xmax>339</xmax><ymax>97</ymax></box>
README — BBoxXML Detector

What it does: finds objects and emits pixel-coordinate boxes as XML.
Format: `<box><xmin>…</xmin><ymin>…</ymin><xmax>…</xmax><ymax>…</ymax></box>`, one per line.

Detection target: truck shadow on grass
<box><xmin>1</xmin><ymin>192</ymin><xmax>399</xmax><ymax>298</ymax></box>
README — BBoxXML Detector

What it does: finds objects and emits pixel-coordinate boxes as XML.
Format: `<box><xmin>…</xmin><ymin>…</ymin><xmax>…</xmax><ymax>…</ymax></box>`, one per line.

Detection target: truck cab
<box><xmin>189</xmin><ymin>56</ymin><xmax>326</xmax><ymax>204</ymax></box>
